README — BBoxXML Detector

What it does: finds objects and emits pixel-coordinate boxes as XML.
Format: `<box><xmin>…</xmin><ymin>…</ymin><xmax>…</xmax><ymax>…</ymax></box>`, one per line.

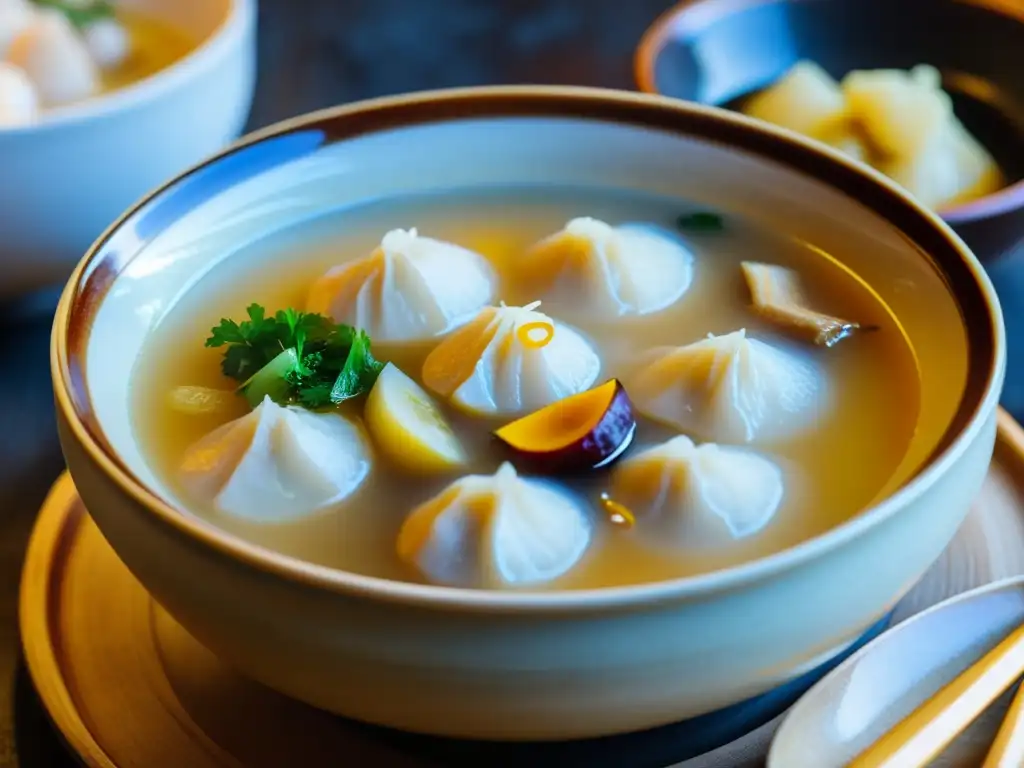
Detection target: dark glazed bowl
<box><xmin>635</xmin><ymin>0</ymin><xmax>1024</xmax><ymax>262</ymax></box>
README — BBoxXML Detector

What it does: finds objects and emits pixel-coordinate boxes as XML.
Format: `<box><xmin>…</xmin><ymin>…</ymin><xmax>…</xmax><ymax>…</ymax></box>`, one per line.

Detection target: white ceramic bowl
<box><xmin>51</xmin><ymin>86</ymin><xmax>1005</xmax><ymax>741</ymax></box>
<box><xmin>0</xmin><ymin>0</ymin><xmax>256</xmax><ymax>301</ymax></box>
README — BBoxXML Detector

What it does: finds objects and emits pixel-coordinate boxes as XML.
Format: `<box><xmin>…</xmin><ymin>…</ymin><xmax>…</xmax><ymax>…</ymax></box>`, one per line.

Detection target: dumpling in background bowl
<box><xmin>6</xmin><ymin>7</ymin><xmax>100</xmax><ymax>107</ymax></box>
<box><xmin>0</xmin><ymin>0</ymin><xmax>169</xmax><ymax>121</ymax></box>
<box><xmin>743</xmin><ymin>60</ymin><xmax>848</xmax><ymax>143</ymax></box>
<box><xmin>0</xmin><ymin>0</ymin><xmax>32</xmax><ymax>57</ymax></box>
<box><xmin>739</xmin><ymin>62</ymin><xmax>1004</xmax><ymax>219</ymax></box>
<box><xmin>307</xmin><ymin>227</ymin><xmax>495</xmax><ymax>343</ymax></box>
<box><xmin>0</xmin><ymin>60</ymin><xmax>35</xmax><ymax>125</ymax></box>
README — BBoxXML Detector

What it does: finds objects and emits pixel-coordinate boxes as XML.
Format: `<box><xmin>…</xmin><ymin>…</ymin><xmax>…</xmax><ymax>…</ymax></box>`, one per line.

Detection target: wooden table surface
<box><xmin>4</xmin><ymin>1</ymin><xmax>1024</xmax><ymax>765</ymax></box>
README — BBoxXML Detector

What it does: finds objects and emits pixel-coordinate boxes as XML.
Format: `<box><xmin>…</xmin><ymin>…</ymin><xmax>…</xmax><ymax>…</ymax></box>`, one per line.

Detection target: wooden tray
<box><xmin>19</xmin><ymin>410</ymin><xmax>1024</xmax><ymax>768</ymax></box>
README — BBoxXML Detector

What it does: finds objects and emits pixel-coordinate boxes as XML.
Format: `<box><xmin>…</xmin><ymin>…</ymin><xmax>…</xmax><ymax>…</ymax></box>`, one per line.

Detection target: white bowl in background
<box><xmin>0</xmin><ymin>0</ymin><xmax>256</xmax><ymax>303</ymax></box>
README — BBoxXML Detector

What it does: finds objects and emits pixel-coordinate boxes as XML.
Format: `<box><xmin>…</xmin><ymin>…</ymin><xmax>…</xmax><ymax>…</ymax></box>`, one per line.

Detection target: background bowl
<box><xmin>634</xmin><ymin>0</ymin><xmax>1024</xmax><ymax>263</ymax></box>
<box><xmin>52</xmin><ymin>86</ymin><xmax>1003</xmax><ymax>740</ymax></box>
<box><xmin>0</xmin><ymin>0</ymin><xmax>256</xmax><ymax>307</ymax></box>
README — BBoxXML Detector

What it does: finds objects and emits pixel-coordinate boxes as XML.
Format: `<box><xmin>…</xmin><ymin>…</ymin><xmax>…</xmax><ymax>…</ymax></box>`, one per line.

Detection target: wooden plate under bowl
<box><xmin>19</xmin><ymin>409</ymin><xmax>1024</xmax><ymax>768</ymax></box>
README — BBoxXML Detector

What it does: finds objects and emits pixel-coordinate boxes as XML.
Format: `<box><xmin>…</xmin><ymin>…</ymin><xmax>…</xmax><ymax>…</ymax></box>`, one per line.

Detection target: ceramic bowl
<box><xmin>0</xmin><ymin>0</ymin><xmax>256</xmax><ymax>304</ymax></box>
<box><xmin>51</xmin><ymin>86</ymin><xmax>1005</xmax><ymax>741</ymax></box>
<box><xmin>769</xmin><ymin>576</ymin><xmax>1024</xmax><ymax>767</ymax></box>
<box><xmin>634</xmin><ymin>0</ymin><xmax>1024</xmax><ymax>262</ymax></box>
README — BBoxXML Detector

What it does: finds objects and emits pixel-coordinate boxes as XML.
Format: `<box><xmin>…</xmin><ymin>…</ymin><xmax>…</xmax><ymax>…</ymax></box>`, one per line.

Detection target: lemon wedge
<box><xmin>365</xmin><ymin>363</ymin><xmax>466</xmax><ymax>473</ymax></box>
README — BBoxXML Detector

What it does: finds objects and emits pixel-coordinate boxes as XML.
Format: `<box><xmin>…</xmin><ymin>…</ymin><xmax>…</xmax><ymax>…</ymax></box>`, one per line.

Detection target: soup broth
<box><xmin>132</xmin><ymin>186</ymin><xmax>923</xmax><ymax>589</ymax></box>
<box><xmin>99</xmin><ymin>9</ymin><xmax>194</xmax><ymax>96</ymax></box>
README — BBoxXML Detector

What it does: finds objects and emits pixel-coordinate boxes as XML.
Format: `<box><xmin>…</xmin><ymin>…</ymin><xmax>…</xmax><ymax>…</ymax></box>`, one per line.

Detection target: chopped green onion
<box><xmin>241</xmin><ymin>348</ymin><xmax>300</xmax><ymax>409</ymax></box>
<box><xmin>676</xmin><ymin>212</ymin><xmax>725</xmax><ymax>232</ymax></box>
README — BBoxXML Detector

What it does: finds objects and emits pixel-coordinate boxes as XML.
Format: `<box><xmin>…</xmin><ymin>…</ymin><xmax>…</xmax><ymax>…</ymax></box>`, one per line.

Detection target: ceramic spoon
<box><xmin>849</xmin><ymin>624</ymin><xmax>1024</xmax><ymax>767</ymax></box>
<box><xmin>982</xmin><ymin>680</ymin><xmax>1024</xmax><ymax>767</ymax></box>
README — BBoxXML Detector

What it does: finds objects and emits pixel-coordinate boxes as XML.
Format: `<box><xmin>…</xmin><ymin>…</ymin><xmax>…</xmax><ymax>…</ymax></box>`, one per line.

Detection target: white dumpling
<box><xmin>821</xmin><ymin>127</ymin><xmax>869</xmax><ymax>163</ymax></box>
<box><xmin>882</xmin><ymin>118</ymin><xmax>1003</xmax><ymax>209</ymax></box>
<box><xmin>6</xmin><ymin>9</ymin><xmax>100</xmax><ymax>107</ymax></box>
<box><xmin>842</xmin><ymin>65</ymin><xmax>953</xmax><ymax>160</ymax></box>
<box><xmin>744</xmin><ymin>61</ymin><xmax>847</xmax><ymax>138</ymax></box>
<box><xmin>307</xmin><ymin>228</ymin><xmax>495</xmax><ymax>343</ymax></box>
<box><xmin>179</xmin><ymin>396</ymin><xmax>371</xmax><ymax>523</ymax></box>
<box><xmin>0</xmin><ymin>0</ymin><xmax>33</xmax><ymax>59</ymax></box>
<box><xmin>422</xmin><ymin>300</ymin><xmax>601</xmax><ymax>416</ymax></box>
<box><xmin>519</xmin><ymin>217</ymin><xmax>694</xmax><ymax>317</ymax></box>
<box><xmin>0</xmin><ymin>62</ymin><xmax>37</xmax><ymax>127</ymax></box>
<box><xmin>628</xmin><ymin>329</ymin><xmax>827</xmax><ymax>444</ymax></box>
<box><xmin>82</xmin><ymin>18</ymin><xmax>130</xmax><ymax>70</ymax></box>
<box><xmin>397</xmin><ymin>463</ymin><xmax>591</xmax><ymax>588</ymax></box>
<box><xmin>610</xmin><ymin>436</ymin><xmax>784</xmax><ymax>545</ymax></box>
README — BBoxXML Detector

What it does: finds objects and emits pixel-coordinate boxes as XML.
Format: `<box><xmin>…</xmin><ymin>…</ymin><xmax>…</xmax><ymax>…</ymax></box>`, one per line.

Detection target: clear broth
<box><xmin>132</xmin><ymin>187</ymin><xmax>923</xmax><ymax>589</ymax></box>
<box><xmin>97</xmin><ymin>9</ymin><xmax>195</xmax><ymax>97</ymax></box>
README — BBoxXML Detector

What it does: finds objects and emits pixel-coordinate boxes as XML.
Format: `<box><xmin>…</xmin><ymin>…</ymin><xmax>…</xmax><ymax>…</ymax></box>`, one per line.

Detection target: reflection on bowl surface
<box><xmin>52</xmin><ymin>86</ymin><xmax>1004</xmax><ymax>739</ymax></box>
<box><xmin>635</xmin><ymin>0</ymin><xmax>1024</xmax><ymax>261</ymax></box>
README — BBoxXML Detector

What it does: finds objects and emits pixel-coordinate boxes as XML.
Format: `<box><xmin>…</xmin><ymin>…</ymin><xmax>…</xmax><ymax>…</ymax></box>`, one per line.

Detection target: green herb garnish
<box><xmin>676</xmin><ymin>212</ymin><xmax>725</xmax><ymax>232</ymax></box>
<box><xmin>206</xmin><ymin>304</ymin><xmax>384</xmax><ymax>410</ymax></box>
<box><xmin>32</xmin><ymin>0</ymin><xmax>115</xmax><ymax>28</ymax></box>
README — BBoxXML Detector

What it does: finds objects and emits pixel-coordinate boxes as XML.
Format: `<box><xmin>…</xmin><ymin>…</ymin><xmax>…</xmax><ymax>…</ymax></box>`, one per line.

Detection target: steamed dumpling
<box><xmin>0</xmin><ymin>0</ymin><xmax>33</xmax><ymax>59</ymax></box>
<box><xmin>842</xmin><ymin>65</ymin><xmax>952</xmax><ymax>160</ymax></box>
<box><xmin>0</xmin><ymin>62</ymin><xmax>37</xmax><ymax>127</ymax></box>
<box><xmin>628</xmin><ymin>329</ymin><xmax>827</xmax><ymax>443</ymax></box>
<box><xmin>6</xmin><ymin>9</ymin><xmax>100</xmax><ymax>107</ymax></box>
<box><xmin>421</xmin><ymin>301</ymin><xmax>601</xmax><ymax>416</ymax></box>
<box><xmin>610</xmin><ymin>436</ymin><xmax>783</xmax><ymax>545</ymax></box>
<box><xmin>307</xmin><ymin>228</ymin><xmax>495</xmax><ymax>343</ymax></box>
<box><xmin>881</xmin><ymin>118</ymin><xmax>1003</xmax><ymax>209</ymax></box>
<box><xmin>397</xmin><ymin>462</ymin><xmax>591</xmax><ymax>588</ymax></box>
<box><xmin>82</xmin><ymin>18</ymin><xmax>131</xmax><ymax>70</ymax></box>
<box><xmin>519</xmin><ymin>217</ymin><xmax>694</xmax><ymax>317</ymax></box>
<box><xmin>179</xmin><ymin>396</ymin><xmax>371</xmax><ymax>523</ymax></box>
<box><xmin>743</xmin><ymin>61</ymin><xmax>847</xmax><ymax>139</ymax></box>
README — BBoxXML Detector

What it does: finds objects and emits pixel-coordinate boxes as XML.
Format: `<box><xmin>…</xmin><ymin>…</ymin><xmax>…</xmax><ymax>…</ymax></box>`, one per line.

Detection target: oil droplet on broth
<box><xmin>600</xmin><ymin>493</ymin><xmax>635</xmax><ymax>529</ymax></box>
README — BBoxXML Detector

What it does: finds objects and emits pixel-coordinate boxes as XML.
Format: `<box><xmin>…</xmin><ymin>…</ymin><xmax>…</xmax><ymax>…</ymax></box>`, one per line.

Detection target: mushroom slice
<box><xmin>741</xmin><ymin>261</ymin><xmax>861</xmax><ymax>348</ymax></box>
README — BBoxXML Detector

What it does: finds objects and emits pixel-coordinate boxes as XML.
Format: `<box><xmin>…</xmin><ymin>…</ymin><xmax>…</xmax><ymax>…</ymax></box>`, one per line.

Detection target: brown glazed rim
<box><xmin>52</xmin><ymin>86</ymin><xmax>1004</xmax><ymax>612</ymax></box>
<box><xmin>633</xmin><ymin>0</ymin><xmax>1024</xmax><ymax>223</ymax></box>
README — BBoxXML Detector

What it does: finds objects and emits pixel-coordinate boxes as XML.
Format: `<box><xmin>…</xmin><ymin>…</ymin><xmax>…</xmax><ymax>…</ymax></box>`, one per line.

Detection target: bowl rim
<box><xmin>51</xmin><ymin>84</ymin><xmax>1006</xmax><ymax>613</ymax></box>
<box><xmin>0</xmin><ymin>0</ymin><xmax>254</xmax><ymax>135</ymax></box>
<box><xmin>633</xmin><ymin>0</ymin><xmax>1024</xmax><ymax>223</ymax></box>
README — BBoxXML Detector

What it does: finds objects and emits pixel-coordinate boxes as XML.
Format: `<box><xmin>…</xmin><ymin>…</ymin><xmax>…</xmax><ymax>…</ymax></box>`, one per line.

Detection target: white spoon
<box><xmin>769</xmin><ymin>576</ymin><xmax>1024</xmax><ymax>768</ymax></box>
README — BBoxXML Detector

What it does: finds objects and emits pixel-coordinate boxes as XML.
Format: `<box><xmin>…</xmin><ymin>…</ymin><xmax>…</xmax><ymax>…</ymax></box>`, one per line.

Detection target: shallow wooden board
<box><xmin>19</xmin><ymin>409</ymin><xmax>1024</xmax><ymax>768</ymax></box>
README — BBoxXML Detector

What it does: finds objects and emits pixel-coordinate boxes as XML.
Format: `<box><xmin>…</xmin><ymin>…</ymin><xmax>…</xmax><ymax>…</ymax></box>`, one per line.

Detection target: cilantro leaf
<box><xmin>221</xmin><ymin>344</ymin><xmax>264</xmax><ymax>381</ymax></box>
<box><xmin>32</xmin><ymin>0</ymin><xmax>115</xmax><ymax>28</ymax></box>
<box><xmin>207</xmin><ymin>304</ymin><xmax>386</xmax><ymax>410</ymax></box>
<box><xmin>206</xmin><ymin>318</ymin><xmax>246</xmax><ymax>346</ymax></box>
<box><xmin>297</xmin><ymin>383</ymin><xmax>336</xmax><ymax>409</ymax></box>
<box><xmin>329</xmin><ymin>331</ymin><xmax>385</xmax><ymax>404</ymax></box>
